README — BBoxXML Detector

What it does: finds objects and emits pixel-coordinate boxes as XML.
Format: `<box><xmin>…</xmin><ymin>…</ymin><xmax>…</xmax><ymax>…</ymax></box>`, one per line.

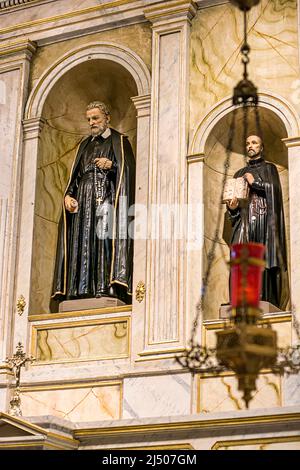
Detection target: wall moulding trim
<box><xmin>282</xmin><ymin>137</ymin><xmax>300</xmax><ymax>148</ymax></box>
<box><xmin>186</xmin><ymin>153</ymin><xmax>205</xmax><ymax>164</ymax></box>
<box><xmin>20</xmin><ymin>379</ymin><xmax>122</xmax><ymax>393</ymax></box>
<box><xmin>145</xmin><ymin>0</ymin><xmax>197</xmax><ymax>22</ymax></box>
<box><xmin>0</xmin><ymin>0</ymin><xmax>38</xmax><ymax>10</ymax></box>
<box><xmin>0</xmin><ymin>39</ymin><xmax>36</xmax><ymax>60</ymax></box>
<box><xmin>0</xmin><ymin>412</ymin><xmax>77</xmax><ymax>448</ymax></box>
<box><xmin>131</xmin><ymin>94</ymin><xmax>151</xmax><ymax>116</ymax></box>
<box><xmin>74</xmin><ymin>411</ymin><xmax>300</xmax><ymax>440</ymax></box>
<box><xmin>0</xmin><ymin>0</ymin><xmax>143</xmax><ymax>36</ymax></box>
<box><xmin>30</xmin><ymin>316</ymin><xmax>131</xmax><ymax>365</ymax></box>
<box><xmin>211</xmin><ymin>435</ymin><xmax>300</xmax><ymax>450</ymax></box>
<box><xmin>203</xmin><ymin>312</ymin><xmax>292</xmax><ymax>331</ymax></box>
<box><xmin>195</xmin><ymin>0</ymin><xmax>228</xmax><ymax>8</ymax></box>
<box><xmin>28</xmin><ymin>305</ymin><xmax>132</xmax><ymax>322</ymax></box>
<box><xmin>22</xmin><ymin>117</ymin><xmax>45</xmax><ymax>140</ymax></box>
<box><xmin>25</xmin><ymin>41</ymin><xmax>151</xmax><ymax>119</ymax></box>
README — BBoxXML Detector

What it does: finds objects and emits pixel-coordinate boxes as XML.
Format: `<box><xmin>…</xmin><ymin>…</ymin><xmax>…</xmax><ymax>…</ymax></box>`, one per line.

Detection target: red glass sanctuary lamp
<box><xmin>230</xmin><ymin>242</ymin><xmax>265</xmax><ymax>316</ymax></box>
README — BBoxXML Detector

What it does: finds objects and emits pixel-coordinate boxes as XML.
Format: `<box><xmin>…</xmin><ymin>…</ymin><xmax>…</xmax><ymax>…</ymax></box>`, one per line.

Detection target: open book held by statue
<box><xmin>222</xmin><ymin>177</ymin><xmax>249</xmax><ymax>203</ymax></box>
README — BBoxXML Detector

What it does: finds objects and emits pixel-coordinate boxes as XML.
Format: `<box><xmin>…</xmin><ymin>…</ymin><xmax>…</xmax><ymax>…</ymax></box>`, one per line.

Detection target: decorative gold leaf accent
<box><xmin>136</xmin><ymin>281</ymin><xmax>146</xmax><ymax>303</ymax></box>
<box><xmin>16</xmin><ymin>295</ymin><xmax>26</xmax><ymax>316</ymax></box>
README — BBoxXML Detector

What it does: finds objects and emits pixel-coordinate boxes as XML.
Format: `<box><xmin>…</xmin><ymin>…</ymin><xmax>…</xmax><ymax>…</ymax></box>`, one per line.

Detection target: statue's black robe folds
<box><xmin>226</xmin><ymin>157</ymin><xmax>289</xmax><ymax>309</ymax></box>
<box><xmin>52</xmin><ymin>128</ymin><xmax>135</xmax><ymax>302</ymax></box>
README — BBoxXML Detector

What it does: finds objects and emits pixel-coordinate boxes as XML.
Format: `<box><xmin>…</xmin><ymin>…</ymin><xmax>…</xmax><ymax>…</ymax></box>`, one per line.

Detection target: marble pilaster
<box><xmin>186</xmin><ymin>154</ymin><xmax>204</xmax><ymax>342</ymax></box>
<box><xmin>131</xmin><ymin>95</ymin><xmax>151</xmax><ymax>361</ymax></box>
<box><xmin>284</xmin><ymin>137</ymin><xmax>300</xmax><ymax>335</ymax></box>
<box><xmin>12</xmin><ymin>118</ymin><xmax>45</xmax><ymax>351</ymax></box>
<box><xmin>0</xmin><ymin>40</ymin><xmax>36</xmax><ymax>390</ymax></box>
<box><xmin>140</xmin><ymin>1</ymin><xmax>197</xmax><ymax>358</ymax></box>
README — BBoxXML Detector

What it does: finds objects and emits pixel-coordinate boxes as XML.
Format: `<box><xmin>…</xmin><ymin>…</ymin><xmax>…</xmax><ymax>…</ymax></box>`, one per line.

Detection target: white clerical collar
<box><xmin>91</xmin><ymin>127</ymin><xmax>111</xmax><ymax>141</ymax></box>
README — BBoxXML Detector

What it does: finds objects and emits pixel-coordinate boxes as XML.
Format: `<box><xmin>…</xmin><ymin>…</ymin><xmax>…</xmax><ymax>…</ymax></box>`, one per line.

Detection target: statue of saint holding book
<box><xmin>223</xmin><ymin>135</ymin><xmax>289</xmax><ymax>309</ymax></box>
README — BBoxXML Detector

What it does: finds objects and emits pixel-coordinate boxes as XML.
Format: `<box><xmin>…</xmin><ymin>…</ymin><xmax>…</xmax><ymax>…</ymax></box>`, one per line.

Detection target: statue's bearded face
<box><xmin>246</xmin><ymin>135</ymin><xmax>263</xmax><ymax>159</ymax></box>
<box><xmin>86</xmin><ymin>108</ymin><xmax>110</xmax><ymax>136</ymax></box>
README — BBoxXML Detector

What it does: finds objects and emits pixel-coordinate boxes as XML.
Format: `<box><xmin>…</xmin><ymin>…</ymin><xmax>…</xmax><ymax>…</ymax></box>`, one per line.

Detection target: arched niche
<box><xmin>30</xmin><ymin>58</ymin><xmax>138</xmax><ymax>315</ymax></box>
<box><xmin>202</xmin><ymin>106</ymin><xmax>290</xmax><ymax>319</ymax></box>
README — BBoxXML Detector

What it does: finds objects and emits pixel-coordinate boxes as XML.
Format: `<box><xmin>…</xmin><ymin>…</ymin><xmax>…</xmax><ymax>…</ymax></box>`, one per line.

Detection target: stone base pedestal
<box><xmin>219</xmin><ymin>301</ymin><xmax>281</xmax><ymax>319</ymax></box>
<box><xmin>59</xmin><ymin>297</ymin><xmax>125</xmax><ymax>312</ymax></box>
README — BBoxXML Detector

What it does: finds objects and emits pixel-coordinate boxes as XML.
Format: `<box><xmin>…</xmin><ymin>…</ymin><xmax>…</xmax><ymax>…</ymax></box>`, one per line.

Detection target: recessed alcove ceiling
<box><xmin>42</xmin><ymin>59</ymin><xmax>138</xmax><ymax>137</ymax></box>
<box><xmin>205</xmin><ymin>107</ymin><xmax>288</xmax><ymax>170</ymax></box>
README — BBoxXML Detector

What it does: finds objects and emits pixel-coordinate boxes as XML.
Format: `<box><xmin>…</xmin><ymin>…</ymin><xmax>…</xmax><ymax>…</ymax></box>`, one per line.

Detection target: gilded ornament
<box><xmin>135</xmin><ymin>281</ymin><xmax>146</xmax><ymax>303</ymax></box>
<box><xmin>16</xmin><ymin>295</ymin><xmax>26</xmax><ymax>316</ymax></box>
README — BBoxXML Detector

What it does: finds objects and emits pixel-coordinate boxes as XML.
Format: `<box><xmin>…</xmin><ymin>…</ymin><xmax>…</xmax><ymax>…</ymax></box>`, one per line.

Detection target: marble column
<box><xmin>131</xmin><ymin>95</ymin><xmax>151</xmax><ymax>361</ymax></box>
<box><xmin>139</xmin><ymin>1</ymin><xmax>197</xmax><ymax>358</ymax></box>
<box><xmin>0</xmin><ymin>40</ymin><xmax>36</xmax><ymax>366</ymax></box>
<box><xmin>283</xmin><ymin>137</ymin><xmax>300</xmax><ymax>339</ymax></box>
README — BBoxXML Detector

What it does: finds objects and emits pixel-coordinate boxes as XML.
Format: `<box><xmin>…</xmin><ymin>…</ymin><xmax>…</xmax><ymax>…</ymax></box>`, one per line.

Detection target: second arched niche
<box><xmin>30</xmin><ymin>59</ymin><xmax>138</xmax><ymax>315</ymax></box>
<box><xmin>202</xmin><ymin>106</ymin><xmax>289</xmax><ymax>320</ymax></box>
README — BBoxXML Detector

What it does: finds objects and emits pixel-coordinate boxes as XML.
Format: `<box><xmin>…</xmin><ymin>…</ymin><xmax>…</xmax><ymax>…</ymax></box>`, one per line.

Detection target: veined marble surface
<box><xmin>35</xmin><ymin>319</ymin><xmax>129</xmax><ymax>362</ymax></box>
<box><xmin>123</xmin><ymin>374</ymin><xmax>191</xmax><ymax>418</ymax></box>
<box><xmin>0</xmin><ymin>69</ymin><xmax>19</xmax><ymax>199</ymax></box>
<box><xmin>21</xmin><ymin>382</ymin><xmax>121</xmax><ymax>422</ymax></box>
<box><xmin>198</xmin><ymin>372</ymin><xmax>281</xmax><ymax>413</ymax></box>
<box><xmin>190</xmin><ymin>0</ymin><xmax>299</xmax><ymax>136</ymax></box>
<box><xmin>283</xmin><ymin>374</ymin><xmax>300</xmax><ymax>406</ymax></box>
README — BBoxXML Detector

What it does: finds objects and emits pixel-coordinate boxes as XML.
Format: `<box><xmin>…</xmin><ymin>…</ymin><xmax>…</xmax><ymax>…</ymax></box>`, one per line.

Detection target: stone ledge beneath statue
<box><xmin>59</xmin><ymin>297</ymin><xmax>125</xmax><ymax>313</ymax></box>
<box><xmin>219</xmin><ymin>301</ymin><xmax>282</xmax><ymax>319</ymax></box>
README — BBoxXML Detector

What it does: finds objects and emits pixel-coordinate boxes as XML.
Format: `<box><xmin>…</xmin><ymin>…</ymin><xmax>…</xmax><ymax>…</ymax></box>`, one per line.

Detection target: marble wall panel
<box><xmin>190</xmin><ymin>0</ymin><xmax>299</xmax><ymax>136</ymax></box>
<box><xmin>0</xmin><ymin>69</ymin><xmax>19</xmax><ymax>198</ymax></box>
<box><xmin>123</xmin><ymin>374</ymin><xmax>191</xmax><ymax>419</ymax></box>
<box><xmin>33</xmin><ymin>318</ymin><xmax>129</xmax><ymax>363</ymax></box>
<box><xmin>198</xmin><ymin>372</ymin><xmax>281</xmax><ymax>413</ymax></box>
<box><xmin>21</xmin><ymin>382</ymin><xmax>121</xmax><ymax>422</ymax></box>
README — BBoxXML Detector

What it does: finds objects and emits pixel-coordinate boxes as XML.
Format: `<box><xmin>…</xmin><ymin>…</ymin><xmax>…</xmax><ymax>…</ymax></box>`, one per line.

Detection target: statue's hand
<box><xmin>64</xmin><ymin>195</ymin><xmax>78</xmax><ymax>213</ymax></box>
<box><xmin>243</xmin><ymin>172</ymin><xmax>254</xmax><ymax>185</ymax></box>
<box><xmin>227</xmin><ymin>197</ymin><xmax>239</xmax><ymax>211</ymax></box>
<box><xmin>94</xmin><ymin>157</ymin><xmax>113</xmax><ymax>170</ymax></box>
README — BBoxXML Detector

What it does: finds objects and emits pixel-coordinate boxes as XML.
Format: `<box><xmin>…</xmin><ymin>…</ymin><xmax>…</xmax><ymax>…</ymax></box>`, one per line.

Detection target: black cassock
<box><xmin>52</xmin><ymin>128</ymin><xmax>135</xmax><ymax>303</ymax></box>
<box><xmin>226</xmin><ymin>157</ymin><xmax>289</xmax><ymax>309</ymax></box>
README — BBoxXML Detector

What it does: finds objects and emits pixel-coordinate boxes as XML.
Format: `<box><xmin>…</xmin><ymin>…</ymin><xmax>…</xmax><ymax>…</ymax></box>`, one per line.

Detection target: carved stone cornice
<box><xmin>186</xmin><ymin>153</ymin><xmax>205</xmax><ymax>164</ymax></box>
<box><xmin>0</xmin><ymin>39</ymin><xmax>37</xmax><ymax>61</ymax></box>
<box><xmin>131</xmin><ymin>94</ymin><xmax>151</xmax><ymax>117</ymax></box>
<box><xmin>0</xmin><ymin>0</ymin><xmax>35</xmax><ymax>9</ymax></box>
<box><xmin>22</xmin><ymin>117</ymin><xmax>45</xmax><ymax>140</ymax></box>
<box><xmin>144</xmin><ymin>0</ymin><xmax>197</xmax><ymax>25</ymax></box>
<box><xmin>282</xmin><ymin>137</ymin><xmax>300</xmax><ymax>149</ymax></box>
